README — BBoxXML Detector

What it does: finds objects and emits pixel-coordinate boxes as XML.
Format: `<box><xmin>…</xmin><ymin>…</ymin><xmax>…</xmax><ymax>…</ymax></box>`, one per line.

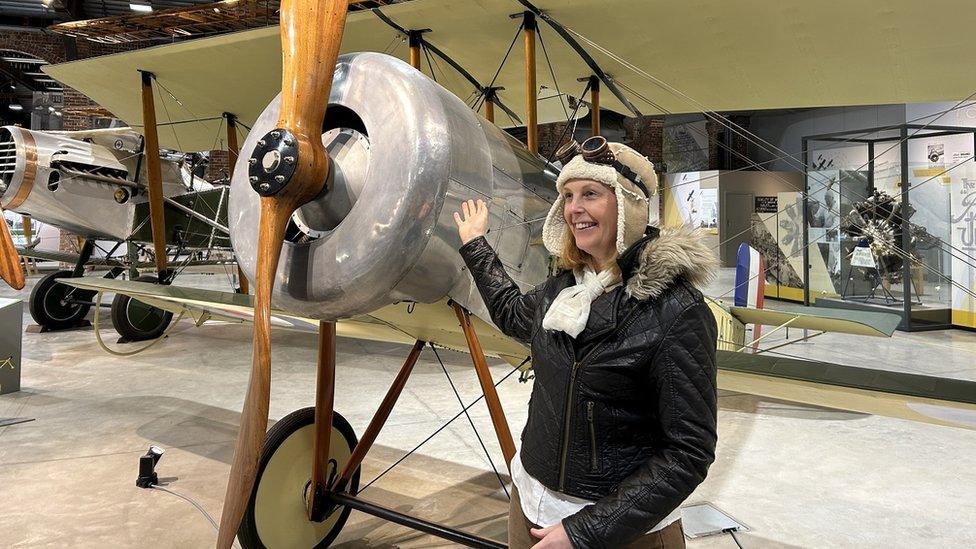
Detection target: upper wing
<box><xmin>44</xmin><ymin>0</ymin><xmax>976</xmax><ymax>151</ymax></box>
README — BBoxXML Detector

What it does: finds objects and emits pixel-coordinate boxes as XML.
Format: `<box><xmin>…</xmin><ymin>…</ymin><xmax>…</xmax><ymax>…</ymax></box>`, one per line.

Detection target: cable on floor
<box><xmin>725</xmin><ymin>528</ymin><xmax>745</xmax><ymax>549</ymax></box>
<box><xmin>92</xmin><ymin>291</ymin><xmax>186</xmax><ymax>357</ymax></box>
<box><xmin>149</xmin><ymin>484</ymin><xmax>241</xmax><ymax>549</ymax></box>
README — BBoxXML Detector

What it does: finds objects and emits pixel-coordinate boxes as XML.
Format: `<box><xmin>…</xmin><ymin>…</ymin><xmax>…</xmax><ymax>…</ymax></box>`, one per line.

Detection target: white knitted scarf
<box><xmin>542</xmin><ymin>266</ymin><xmax>621</xmax><ymax>338</ymax></box>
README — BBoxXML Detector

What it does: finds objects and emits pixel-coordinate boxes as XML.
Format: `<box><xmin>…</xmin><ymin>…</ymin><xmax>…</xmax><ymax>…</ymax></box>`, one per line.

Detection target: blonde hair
<box><xmin>555</xmin><ymin>224</ymin><xmax>621</xmax><ymax>276</ymax></box>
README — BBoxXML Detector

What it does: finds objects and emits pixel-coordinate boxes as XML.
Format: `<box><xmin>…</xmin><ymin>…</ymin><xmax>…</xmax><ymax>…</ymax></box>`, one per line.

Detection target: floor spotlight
<box><xmin>136</xmin><ymin>445</ymin><xmax>165</xmax><ymax>488</ymax></box>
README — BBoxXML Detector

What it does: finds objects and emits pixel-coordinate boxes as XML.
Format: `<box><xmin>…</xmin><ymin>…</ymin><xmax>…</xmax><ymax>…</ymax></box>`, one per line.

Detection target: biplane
<box><xmin>0</xmin><ymin>123</ymin><xmax>238</xmax><ymax>340</ymax></box>
<box><xmin>0</xmin><ymin>0</ymin><xmax>972</xmax><ymax>547</ymax></box>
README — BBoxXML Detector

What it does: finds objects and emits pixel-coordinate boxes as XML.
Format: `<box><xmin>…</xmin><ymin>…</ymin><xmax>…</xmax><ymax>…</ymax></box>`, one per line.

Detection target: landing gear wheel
<box><xmin>29</xmin><ymin>270</ymin><xmax>93</xmax><ymax>330</ymax></box>
<box><xmin>110</xmin><ymin>275</ymin><xmax>173</xmax><ymax>341</ymax></box>
<box><xmin>239</xmin><ymin>407</ymin><xmax>360</xmax><ymax>549</ymax></box>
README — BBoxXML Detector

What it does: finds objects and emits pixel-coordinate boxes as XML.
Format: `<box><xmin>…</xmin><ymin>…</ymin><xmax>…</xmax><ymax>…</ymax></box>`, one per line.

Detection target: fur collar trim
<box><xmin>623</xmin><ymin>225</ymin><xmax>719</xmax><ymax>300</ymax></box>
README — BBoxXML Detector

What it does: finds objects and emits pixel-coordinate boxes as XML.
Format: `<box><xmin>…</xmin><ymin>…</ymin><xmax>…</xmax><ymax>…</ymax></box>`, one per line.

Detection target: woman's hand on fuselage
<box><xmin>454</xmin><ymin>198</ymin><xmax>489</xmax><ymax>245</ymax></box>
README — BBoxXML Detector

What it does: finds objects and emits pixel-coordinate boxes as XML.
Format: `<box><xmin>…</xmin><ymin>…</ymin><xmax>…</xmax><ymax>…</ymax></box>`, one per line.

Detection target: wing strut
<box><xmin>738</xmin><ymin>316</ymin><xmax>800</xmax><ymax>352</ymax></box>
<box><xmin>223</xmin><ymin>112</ymin><xmax>249</xmax><ymax>295</ymax></box>
<box><xmin>516</xmin><ymin>0</ymin><xmax>643</xmax><ymax>118</ymax></box>
<box><xmin>453</xmin><ymin>302</ymin><xmax>517</xmax><ymax>465</ymax></box>
<box><xmin>370</xmin><ymin>7</ymin><xmax>523</xmax><ymax>124</ymax></box>
<box><xmin>138</xmin><ymin>70</ymin><xmax>170</xmax><ymax>281</ymax></box>
<box><xmin>522</xmin><ymin>11</ymin><xmax>538</xmax><ymax>153</ymax></box>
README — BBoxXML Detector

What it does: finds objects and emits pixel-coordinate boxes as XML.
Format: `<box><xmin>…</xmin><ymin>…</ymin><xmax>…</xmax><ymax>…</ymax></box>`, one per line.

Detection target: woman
<box><xmin>454</xmin><ymin>138</ymin><xmax>719</xmax><ymax>549</ymax></box>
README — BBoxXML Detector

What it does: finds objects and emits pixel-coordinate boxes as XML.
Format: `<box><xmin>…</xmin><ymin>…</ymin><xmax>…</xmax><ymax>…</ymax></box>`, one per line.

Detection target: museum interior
<box><xmin>1</xmin><ymin>1</ymin><xmax>974</xmax><ymax>548</ymax></box>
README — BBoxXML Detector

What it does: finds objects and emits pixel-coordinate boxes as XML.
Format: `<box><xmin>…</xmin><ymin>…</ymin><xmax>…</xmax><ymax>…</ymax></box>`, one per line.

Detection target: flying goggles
<box><xmin>555</xmin><ymin>135</ymin><xmax>651</xmax><ymax>199</ymax></box>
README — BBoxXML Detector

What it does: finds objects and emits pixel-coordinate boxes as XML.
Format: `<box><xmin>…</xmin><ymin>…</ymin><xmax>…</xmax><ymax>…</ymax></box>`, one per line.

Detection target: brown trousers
<box><xmin>508</xmin><ymin>486</ymin><xmax>685</xmax><ymax>549</ymax></box>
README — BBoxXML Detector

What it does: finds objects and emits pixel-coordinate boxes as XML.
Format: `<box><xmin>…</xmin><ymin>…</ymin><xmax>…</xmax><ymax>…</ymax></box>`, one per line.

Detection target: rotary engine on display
<box><xmin>841</xmin><ymin>189</ymin><xmax>937</xmax><ymax>281</ymax></box>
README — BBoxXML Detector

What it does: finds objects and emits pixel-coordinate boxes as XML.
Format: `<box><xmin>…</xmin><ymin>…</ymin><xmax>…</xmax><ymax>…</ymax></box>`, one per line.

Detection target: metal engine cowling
<box><xmin>0</xmin><ymin>125</ymin><xmax>191</xmax><ymax>241</ymax></box>
<box><xmin>229</xmin><ymin>53</ymin><xmax>557</xmax><ymax>320</ymax></box>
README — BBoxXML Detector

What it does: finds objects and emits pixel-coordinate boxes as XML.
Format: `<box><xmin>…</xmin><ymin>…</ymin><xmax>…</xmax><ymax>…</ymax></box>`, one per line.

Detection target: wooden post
<box><xmin>138</xmin><ymin>70</ymin><xmax>169</xmax><ymax>280</ymax></box>
<box><xmin>224</xmin><ymin>112</ymin><xmax>248</xmax><ymax>295</ymax></box>
<box><xmin>452</xmin><ymin>303</ymin><xmax>516</xmax><ymax>466</ymax></box>
<box><xmin>307</xmin><ymin>320</ymin><xmax>337</xmax><ymax>519</ymax></box>
<box><xmin>224</xmin><ymin>112</ymin><xmax>240</xmax><ymax>168</ymax></box>
<box><xmin>590</xmin><ymin>75</ymin><xmax>601</xmax><ymax>137</ymax></box>
<box><xmin>20</xmin><ymin>215</ymin><xmax>31</xmax><ymax>244</ymax></box>
<box><xmin>20</xmin><ymin>215</ymin><xmax>33</xmax><ymax>274</ymax></box>
<box><xmin>331</xmin><ymin>339</ymin><xmax>426</xmax><ymax>495</ymax></box>
<box><xmin>523</xmin><ymin>12</ymin><xmax>538</xmax><ymax>154</ymax></box>
<box><xmin>483</xmin><ymin>86</ymin><xmax>501</xmax><ymax>124</ymax></box>
<box><xmin>484</xmin><ymin>92</ymin><xmax>495</xmax><ymax>124</ymax></box>
<box><xmin>408</xmin><ymin>32</ymin><xmax>422</xmax><ymax>70</ymax></box>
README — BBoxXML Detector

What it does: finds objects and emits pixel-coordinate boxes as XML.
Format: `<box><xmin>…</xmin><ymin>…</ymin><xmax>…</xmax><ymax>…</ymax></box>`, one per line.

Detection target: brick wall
<box><xmin>205</xmin><ymin>150</ymin><xmax>231</xmax><ymax>182</ymax></box>
<box><xmin>622</xmin><ymin>116</ymin><xmax>663</xmax><ymax>165</ymax></box>
<box><xmin>706</xmin><ymin>115</ymin><xmax>751</xmax><ymax>170</ymax></box>
<box><xmin>535</xmin><ymin>115</ymin><xmax>664</xmax><ymax>166</ymax></box>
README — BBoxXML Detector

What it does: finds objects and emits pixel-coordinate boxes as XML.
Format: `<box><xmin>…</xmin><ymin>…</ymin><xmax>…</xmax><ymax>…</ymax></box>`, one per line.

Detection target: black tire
<box><xmin>28</xmin><ymin>270</ymin><xmax>93</xmax><ymax>330</ymax></box>
<box><xmin>239</xmin><ymin>408</ymin><xmax>360</xmax><ymax>549</ymax></box>
<box><xmin>110</xmin><ymin>275</ymin><xmax>173</xmax><ymax>341</ymax></box>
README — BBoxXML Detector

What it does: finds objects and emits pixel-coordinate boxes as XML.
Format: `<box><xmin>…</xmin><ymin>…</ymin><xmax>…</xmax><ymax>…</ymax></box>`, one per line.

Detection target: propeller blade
<box><xmin>215</xmin><ymin>0</ymin><xmax>349</xmax><ymax>547</ymax></box>
<box><xmin>0</xmin><ymin>207</ymin><xmax>25</xmax><ymax>290</ymax></box>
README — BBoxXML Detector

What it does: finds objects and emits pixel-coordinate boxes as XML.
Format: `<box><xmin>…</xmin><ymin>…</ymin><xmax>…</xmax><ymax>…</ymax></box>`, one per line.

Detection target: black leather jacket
<box><xmin>459</xmin><ymin>226</ymin><xmax>718</xmax><ymax>548</ymax></box>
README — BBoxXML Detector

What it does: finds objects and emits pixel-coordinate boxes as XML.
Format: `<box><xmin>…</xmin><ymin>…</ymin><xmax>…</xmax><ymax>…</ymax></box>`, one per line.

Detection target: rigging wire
<box><xmin>428</xmin><ymin>44</ymin><xmax>457</xmax><ymax>90</ymax></box>
<box><xmin>380</xmin><ymin>32</ymin><xmax>399</xmax><ymax>54</ymax></box>
<box><xmin>421</xmin><ymin>42</ymin><xmax>438</xmax><ymax>83</ymax></box>
<box><xmin>472</xmin><ymin>21</ymin><xmax>525</xmax><ymax>114</ymax></box>
<box><xmin>430</xmin><ymin>344</ymin><xmax>510</xmax><ymax>500</ymax></box>
<box><xmin>153</xmin><ymin>79</ymin><xmax>184</xmax><ymax>153</ymax></box>
<box><xmin>536</xmin><ymin>25</ymin><xmax>571</xmax><ymax>122</ymax></box>
<box><xmin>358</xmin><ymin>360</ymin><xmax>521</xmax><ymax>493</ymax></box>
<box><xmin>648</xmin><ymin>99</ymin><xmax>976</xmax><ymax>194</ymax></box>
<box><xmin>612</xmin><ymin>79</ymin><xmax>976</xmax><ymax>288</ymax></box>
<box><xmin>545</xmin><ymin>79</ymin><xmax>591</xmax><ymax>165</ymax></box>
<box><xmin>209</xmin><ymin>115</ymin><xmax>225</xmax><ymax>155</ymax></box>
<box><xmin>567</xmin><ymin>22</ymin><xmax>976</xmax><ymax>212</ymax></box>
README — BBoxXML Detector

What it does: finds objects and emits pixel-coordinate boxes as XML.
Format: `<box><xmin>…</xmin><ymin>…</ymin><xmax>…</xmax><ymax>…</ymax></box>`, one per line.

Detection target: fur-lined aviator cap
<box><xmin>542</xmin><ymin>141</ymin><xmax>659</xmax><ymax>256</ymax></box>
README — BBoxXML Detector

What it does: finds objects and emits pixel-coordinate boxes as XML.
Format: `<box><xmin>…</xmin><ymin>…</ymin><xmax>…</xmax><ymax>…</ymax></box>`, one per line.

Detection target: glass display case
<box><xmin>802</xmin><ymin>124</ymin><xmax>976</xmax><ymax>331</ymax></box>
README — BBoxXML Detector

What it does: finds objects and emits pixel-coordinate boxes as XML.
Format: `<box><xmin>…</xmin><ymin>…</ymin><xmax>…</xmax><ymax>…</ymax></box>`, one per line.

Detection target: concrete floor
<box><xmin>1</xmin><ymin>269</ymin><xmax>975</xmax><ymax>548</ymax></box>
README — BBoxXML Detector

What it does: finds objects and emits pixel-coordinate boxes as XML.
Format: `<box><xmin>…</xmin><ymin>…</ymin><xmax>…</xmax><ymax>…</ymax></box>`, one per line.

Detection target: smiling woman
<box><xmin>454</xmin><ymin>137</ymin><xmax>719</xmax><ymax>549</ymax></box>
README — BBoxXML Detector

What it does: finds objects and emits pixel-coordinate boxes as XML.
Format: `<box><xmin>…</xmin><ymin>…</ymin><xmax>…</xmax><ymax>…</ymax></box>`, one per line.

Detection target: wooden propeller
<box><xmin>214</xmin><ymin>0</ymin><xmax>349</xmax><ymax>547</ymax></box>
<box><xmin>0</xmin><ymin>206</ymin><xmax>25</xmax><ymax>290</ymax></box>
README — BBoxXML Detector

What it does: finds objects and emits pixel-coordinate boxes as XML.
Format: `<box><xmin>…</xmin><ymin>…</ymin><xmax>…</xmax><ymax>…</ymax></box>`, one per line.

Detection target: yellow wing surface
<box><xmin>63</xmin><ymin>278</ymin><xmax>976</xmax><ymax>431</ymax></box>
<box><xmin>61</xmin><ymin>277</ymin><xmax>532</xmax><ymax>369</ymax></box>
<box><xmin>728</xmin><ymin>305</ymin><xmax>902</xmax><ymax>338</ymax></box>
<box><xmin>45</xmin><ymin>0</ymin><xmax>976</xmax><ymax>152</ymax></box>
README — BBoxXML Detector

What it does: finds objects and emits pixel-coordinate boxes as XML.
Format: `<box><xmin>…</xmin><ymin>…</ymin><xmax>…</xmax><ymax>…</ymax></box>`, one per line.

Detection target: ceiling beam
<box><xmin>0</xmin><ymin>58</ymin><xmax>43</xmax><ymax>91</ymax></box>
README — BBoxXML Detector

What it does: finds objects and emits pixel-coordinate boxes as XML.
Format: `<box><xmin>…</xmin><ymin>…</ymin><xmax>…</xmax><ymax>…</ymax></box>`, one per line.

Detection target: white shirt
<box><xmin>510</xmin><ymin>448</ymin><xmax>682</xmax><ymax>532</ymax></box>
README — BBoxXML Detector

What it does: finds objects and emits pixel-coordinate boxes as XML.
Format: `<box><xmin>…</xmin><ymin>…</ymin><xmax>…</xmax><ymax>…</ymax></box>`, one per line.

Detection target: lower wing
<box><xmin>62</xmin><ymin>278</ymin><xmax>976</xmax><ymax>430</ymax></box>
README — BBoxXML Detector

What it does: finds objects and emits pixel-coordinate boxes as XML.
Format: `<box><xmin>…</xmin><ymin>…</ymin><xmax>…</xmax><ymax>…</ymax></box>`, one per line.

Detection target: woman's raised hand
<box><xmin>453</xmin><ymin>198</ymin><xmax>489</xmax><ymax>245</ymax></box>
